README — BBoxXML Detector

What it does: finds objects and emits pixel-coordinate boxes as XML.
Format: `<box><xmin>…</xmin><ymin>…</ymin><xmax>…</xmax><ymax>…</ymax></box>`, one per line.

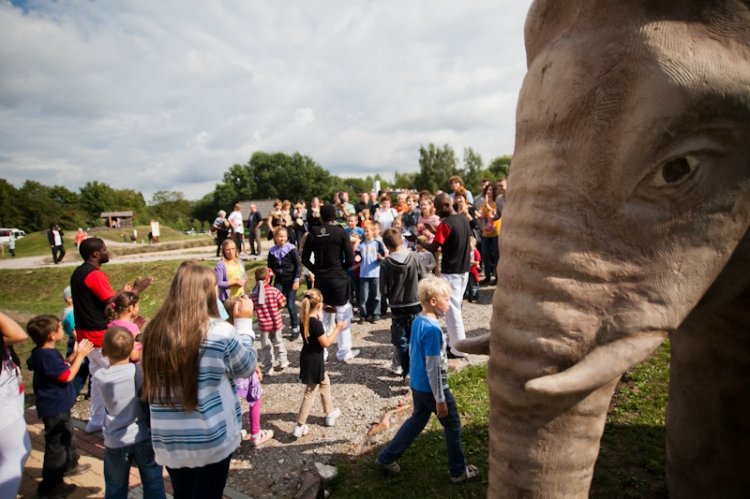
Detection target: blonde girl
<box><xmin>142</xmin><ymin>262</ymin><xmax>256</xmax><ymax>498</ymax></box>
<box><xmin>215</xmin><ymin>239</ymin><xmax>247</xmax><ymax>301</ymax></box>
<box><xmin>292</xmin><ymin>288</ymin><xmax>348</xmax><ymax>439</ymax></box>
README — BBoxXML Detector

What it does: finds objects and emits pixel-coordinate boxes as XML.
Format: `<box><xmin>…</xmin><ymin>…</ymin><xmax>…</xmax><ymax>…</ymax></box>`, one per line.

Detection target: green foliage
<box><xmin>414</xmin><ymin>143</ymin><xmax>459</xmax><ymax>193</ymax></box>
<box><xmin>393</xmin><ymin>171</ymin><xmax>417</xmax><ymax>189</ymax></box>
<box><xmin>488</xmin><ymin>155</ymin><xmax>511</xmax><ymax>179</ymax></box>
<box><xmin>0</xmin><ymin>178</ymin><xmax>23</xmax><ymax>227</ymax></box>
<box><xmin>461</xmin><ymin>147</ymin><xmax>484</xmax><ymax>194</ymax></box>
<box><xmin>149</xmin><ymin>191</ymin><xmax>193</xmax><ymax>229</ymax></box>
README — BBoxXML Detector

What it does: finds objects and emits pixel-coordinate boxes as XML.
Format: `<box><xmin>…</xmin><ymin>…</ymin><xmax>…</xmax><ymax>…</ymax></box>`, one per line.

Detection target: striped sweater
<box><xmin>149</xmin><ymin>318</ymin><xmax>256</xmax><ymax>468</ymax></box>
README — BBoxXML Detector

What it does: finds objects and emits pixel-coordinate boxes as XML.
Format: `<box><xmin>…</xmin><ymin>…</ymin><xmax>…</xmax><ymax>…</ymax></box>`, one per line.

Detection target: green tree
<box><xmin>79</xmin><ymin>181</ymin><xmax>119</xmax><ymax>225</ymax></box>
<box><xmin>149</xmin><ymin>191</ymin><xmax>193</xmax><ymax>226</ymax></box>
<box><xmin>0</xmin><ymin>179</ymin><xmax>23</xmax><ymax>228</ymax></box>
<box><xmin>17</xmin><ymin>180</ymin><xmax>61</xmax><ymax>231</ymax></box>
<box><xmin>461</xmin><ymin>147</ymin><xmax>484</xmax><ymax>195</ymax></box>
<box><xmin>488</xmin><ymin>155</ymin><xmax>512</xmax><ymax>179</ymax></box>
<box><xmin>393</xmin><ymin>171</ymin><xmax>417</xmax><ymax>189</ymax></box>
<box><xmin>414</xmin><ymin>143</ymin><xmax>458</xmax><ymax>193</ymax></box>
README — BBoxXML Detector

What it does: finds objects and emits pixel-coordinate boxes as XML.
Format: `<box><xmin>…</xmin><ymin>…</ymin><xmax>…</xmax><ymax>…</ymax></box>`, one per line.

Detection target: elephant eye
<box><xmin>650</xmin><ymin>155</ymin><xmax>699</xmax><ymax>187</ymax></box>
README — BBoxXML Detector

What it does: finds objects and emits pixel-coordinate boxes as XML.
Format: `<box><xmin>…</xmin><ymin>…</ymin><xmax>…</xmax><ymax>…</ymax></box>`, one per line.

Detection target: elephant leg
<box><xmin>667</xmin><ymin>303</ymin><xmax>750</xmax><ymax>498</ymax></box>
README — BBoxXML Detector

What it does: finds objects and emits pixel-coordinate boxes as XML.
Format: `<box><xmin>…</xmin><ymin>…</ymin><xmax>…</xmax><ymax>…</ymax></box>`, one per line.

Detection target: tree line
<box><xmin>0</xmin><ymin>144</ymin><xmax>510</xmax><ymax>232</ymax></box>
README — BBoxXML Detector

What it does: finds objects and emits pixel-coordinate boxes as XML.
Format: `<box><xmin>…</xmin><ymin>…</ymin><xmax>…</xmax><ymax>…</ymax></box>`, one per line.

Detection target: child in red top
<box><xmin>250</xmin><ymin>267</ymin><xmax>289</xmax><ymax>375</ymax></box>
<box><xmin>465</xmin><ymin>237</ymin><xmax>481</xmax><ymax>303</ymax></box>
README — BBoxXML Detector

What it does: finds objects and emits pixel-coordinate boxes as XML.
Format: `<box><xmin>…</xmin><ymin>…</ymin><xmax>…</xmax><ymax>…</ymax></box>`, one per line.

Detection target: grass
<box><xmin>0</xmin><ymin>225</ymin><xmax>212</xmax><ymax>260</ymax></box>
<box><xmin>1</xmin><ymin>255</ymin><xmax>670</xmax><ymax>497</ymax></box>
<box><xmin>329</xmin><ymin>343</ymin><xmax>671</xmax><ymax>498</ymax></box>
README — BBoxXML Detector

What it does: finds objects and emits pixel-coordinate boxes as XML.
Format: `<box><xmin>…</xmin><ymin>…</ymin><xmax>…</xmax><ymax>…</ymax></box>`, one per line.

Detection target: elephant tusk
<box><xmin>525</xmin><ymin>331</ymin><xmax>668</xmax><ymax>396</ymax></box>
<box><xmin>455</xmin><ymin>333</ymin><xmax>490</xmax><ymax>355</ymax></box>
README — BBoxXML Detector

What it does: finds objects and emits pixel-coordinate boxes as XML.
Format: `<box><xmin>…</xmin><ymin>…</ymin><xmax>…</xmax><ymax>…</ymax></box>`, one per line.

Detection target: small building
<box><xmin>100</xmin><ymin>211</ymin><xmax>134</xmax><ymax>228</ymax></box>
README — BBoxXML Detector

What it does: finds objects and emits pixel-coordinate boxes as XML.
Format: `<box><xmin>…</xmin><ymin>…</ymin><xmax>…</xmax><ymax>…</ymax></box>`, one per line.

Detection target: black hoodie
<box><xmin>380</xmin><ymin>250</ymin><xmax>426</xmax><ymax>313</ymax></box>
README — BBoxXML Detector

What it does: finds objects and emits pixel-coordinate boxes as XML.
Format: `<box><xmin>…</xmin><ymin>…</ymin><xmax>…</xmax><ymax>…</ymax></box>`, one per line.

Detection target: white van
<box><xmin>0</xmin><ymin>228</ymin><xmax>25</xmax><ymax>244</ymax></box>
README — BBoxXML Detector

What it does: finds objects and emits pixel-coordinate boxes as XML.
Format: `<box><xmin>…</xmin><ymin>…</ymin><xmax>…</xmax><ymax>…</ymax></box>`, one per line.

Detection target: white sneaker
<box><xmin>279</xmin><ymin>360</ymin><xmax>290</xmax><ymax>370</ymax></box>
<box><xmin>340</xmin><ymin>349</ymin><xmax>360</xmax><ymax>363</ymax></box>
<box><xmin>292</xmin><ymin>423</ymin><xmax>309</xmax><ymax>439</ymax></box>
<box><xmin>265</xmin><ymin>367</ymin><xmax>275</xmax><ymax>376</ymax></box>
<box><xmin>390</xmin><ymin>365</ymin><xmax>403</xmax><ymax>376</ymax></box>
<box><xmin>325</xmin><ymin>408</ymin><xmax>341</xmax><ymax>427</ymax></box>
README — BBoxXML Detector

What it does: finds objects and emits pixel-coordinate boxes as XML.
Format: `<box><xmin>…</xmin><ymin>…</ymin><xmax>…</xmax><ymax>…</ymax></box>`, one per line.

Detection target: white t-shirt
<box><xmin>228</xmin><ymin>211</ymin><xmax>244</xmax><ymax>234</ymax></box>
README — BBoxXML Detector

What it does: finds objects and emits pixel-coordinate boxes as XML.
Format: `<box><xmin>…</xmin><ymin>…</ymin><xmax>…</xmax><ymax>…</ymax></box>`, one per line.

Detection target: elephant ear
<box><xmin>455</xmin><ymin>334</ymin><xmax>490</xmax><ymax>355</ymax></box>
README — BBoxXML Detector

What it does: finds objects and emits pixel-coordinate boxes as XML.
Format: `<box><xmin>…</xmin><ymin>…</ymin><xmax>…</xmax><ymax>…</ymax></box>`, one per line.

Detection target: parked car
<box><xmin>0</xmin><ymin>228</ymin><xmax>25</xmax><ymax>244</ymax></box>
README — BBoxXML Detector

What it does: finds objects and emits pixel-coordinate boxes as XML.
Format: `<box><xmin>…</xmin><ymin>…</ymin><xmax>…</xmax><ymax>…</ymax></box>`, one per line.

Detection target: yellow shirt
<box><xmin>226</xmin><ymin>260</ymin><xmax>246</xmax><ymax>298</ymax></box>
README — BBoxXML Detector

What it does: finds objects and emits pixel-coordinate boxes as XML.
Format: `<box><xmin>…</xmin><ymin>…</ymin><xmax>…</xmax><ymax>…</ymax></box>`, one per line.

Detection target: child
<box><xmin>267</xmin><ymin>227</ymin><xmax>302</xmax><ymax>340</ymax></box>
<box><xmin>95</xmin><ymin>326</ymin><xmax>165</xmax><ymax>499</ymax></box>
<box><xmin>465</xmin><ymin>237</ymin><xmax>481</xmax><ymax>303</ymax></box>
<box><xmin>355</xmin><ymin>221</ymin><xmax>386</xmax><ymax>324</ymax></box>
<box><xmin>375</xmin><ymin>277</ymin><xmax>479</xmax><ymax>484</ymax></box>
<box><xmin>250</xmin><ymin>267</ymin><xmax>289</xmax><ymax>375</ymax></box>
<box><xmin>416</xmin><ymin>241</ymin><xmax>437</xmax><ymax>275</ymax></box>
<box><xmin>107</xmin><ymin>291</ymin><xmax>143</xmax><ymax>362</ymax></box>
<box><xmin>292</xmin><ymin>289</ymin><xmax>347</xmax><ymax>439</ymax></box>
<box><xmin>380</xmin><ymin>228</ymin><xmax>426</xmax><ymax>377</ymax></box>
<box><xmin>223</xmin><ymin>297</ymin><xmax>274</xmax><ymax>448</ymax></box>
<box><xmin>27</xmin><ymin>315</ymin><xmax>94</xmax><ymax>499</ymax></box>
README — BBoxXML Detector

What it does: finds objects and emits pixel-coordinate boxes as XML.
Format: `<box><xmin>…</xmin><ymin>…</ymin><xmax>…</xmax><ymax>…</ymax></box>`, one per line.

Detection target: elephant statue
<box><xmin>457</xmin><ymin>1</ymin><xmax>750</xmax><ymax>497</ymax></box>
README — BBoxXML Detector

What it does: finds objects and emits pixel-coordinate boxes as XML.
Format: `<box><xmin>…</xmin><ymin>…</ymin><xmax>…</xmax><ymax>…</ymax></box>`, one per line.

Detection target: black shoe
<box><xmin>64</xmin><ymin>462</ymin><xmax>92</xmax><ymax>476</ymax></box>
<box><xmin>368</xmin><ymin>316</ymin><xmax>376</xmax><ymax>324</ymax></box>
<box><xmin>447</xmin><ymin>349</ymin><xmax>467</xmax><ymax>360</ymax></box>
<box><xmin>357</xmin><ymin>317</ymin><xmax>365</xmax><ymax>325</ymax></box>
<box><xmin>37</xmin><ymin>482</ymin><xmax>77</xmax><ymax>499</ymax></box>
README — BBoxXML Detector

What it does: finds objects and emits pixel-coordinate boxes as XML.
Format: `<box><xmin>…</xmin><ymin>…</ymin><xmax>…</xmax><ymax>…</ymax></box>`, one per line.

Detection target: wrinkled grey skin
<box><xmin>457</xmin><ymin>1</ymin><xmax>750</xmax><ymax>497</ymax></box>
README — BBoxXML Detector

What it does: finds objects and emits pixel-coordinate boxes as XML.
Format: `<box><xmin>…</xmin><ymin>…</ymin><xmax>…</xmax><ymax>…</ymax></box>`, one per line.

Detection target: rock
<box><xmin>293</xmin><ymin>470</ymin><xmax>322</xmax><ymax>499</ymax></box>
<box><xmin>314</xmin><ymin>462</ymin><xmax>337</xmax><ymax>482</ymax></box>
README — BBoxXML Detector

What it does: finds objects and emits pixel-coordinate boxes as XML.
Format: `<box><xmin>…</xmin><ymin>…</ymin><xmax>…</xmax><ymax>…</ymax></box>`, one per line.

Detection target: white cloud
<box><xmin>0</xmin><ymin>0</ymin><xmax>532</xmax><ymax>200</ymax></box>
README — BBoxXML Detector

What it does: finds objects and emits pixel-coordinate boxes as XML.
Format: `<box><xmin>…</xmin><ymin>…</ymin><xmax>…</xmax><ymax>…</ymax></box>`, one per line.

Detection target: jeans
<box><xmin>104</xmin><ymin>440</ymin><xmax>165</xmax><ymax>499</ymax></box>
<box><xmin>166</xmin><ymin>453</ymin><xmax>232</xmax><ymax>499</ymax></box>
<box><xmin>39</xmin><ymin>411</ymin><xmax>78</xmax><ymax>494</ymax></box>
<box><xmin>359</xmin><ymin>277</ymin><xmax>381</xmax><ymax>319</ymax></box>
<box><xmin>51</xmin><ymin>245</ymin><xmax>66</xmax><ymax>264</ymax></box>
<box><xmin>86</xmin><ymin>347</ymin><xmax>110</xmax><ymax>430</ymax></box>
<box><xmin>390</xmin><ymin>313</ymin><xmax>417</xmax><ymax>376</ymax></box>
<box><xmin>247</xmin><ymin>228</ymin><xmax>261</xmax><ymax>255</ymax></box>
<box><xmin>378</xmin><ymin>388</ymin><xmax>467</xmax><ymax>477</ymax></box>
<box><xmin>274</xmin><ymin>282</ymin><xmax>299</xmax><ymax>329</ymax></box>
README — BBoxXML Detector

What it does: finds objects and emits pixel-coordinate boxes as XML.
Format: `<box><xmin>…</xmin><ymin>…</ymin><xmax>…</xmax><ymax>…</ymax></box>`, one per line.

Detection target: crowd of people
<box><xmin>0</xmin><ymin>175</ymin><xmax>506</xmax><ymax>498</ymax></box>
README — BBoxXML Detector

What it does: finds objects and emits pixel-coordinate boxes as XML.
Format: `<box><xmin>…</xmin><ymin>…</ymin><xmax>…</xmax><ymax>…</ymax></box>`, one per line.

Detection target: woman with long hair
<box><xmin>142</xmin><ymin>262</ymin><xmax>256</xmax><ymax>499</ymax></box>
<box><xmin>215</xmin><ymin>239</ymin><xmax>247</xmax><ymax>302</ymax></box>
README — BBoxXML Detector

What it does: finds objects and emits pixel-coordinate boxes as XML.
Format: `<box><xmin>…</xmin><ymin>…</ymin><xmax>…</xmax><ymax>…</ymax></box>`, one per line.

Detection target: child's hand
<box><xmin>436</xmin><ymin>401</ymin><xmax>448</xmax><ymax>418</ymax></box>
<box><xmin>234</xmin><ymin>296</ymin><xmax>254</xmax><ymax>319</ymax></box>
<box><xmin>77</xmin><ymin>339</ymin><xmax>95</xmax><ymax>357</ymax></box>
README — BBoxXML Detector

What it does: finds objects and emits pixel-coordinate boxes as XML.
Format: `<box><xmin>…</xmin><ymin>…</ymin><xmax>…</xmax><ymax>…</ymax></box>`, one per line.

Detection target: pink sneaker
<box><xmin>250</xmin><ymin>429</ymin><xmax>274</xmax><ymax>448</ymax></box>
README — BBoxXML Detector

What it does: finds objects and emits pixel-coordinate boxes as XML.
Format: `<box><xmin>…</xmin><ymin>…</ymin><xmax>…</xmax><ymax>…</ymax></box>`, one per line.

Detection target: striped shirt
<box><xmin>250</xmin><ymin>285</ymin><xmax>286</xmax><ymax>332</ymax></box>
<box><xmin>149</xmin><ymin>318</ymin><xmax>256</xmax><ymax>469</ymax></box>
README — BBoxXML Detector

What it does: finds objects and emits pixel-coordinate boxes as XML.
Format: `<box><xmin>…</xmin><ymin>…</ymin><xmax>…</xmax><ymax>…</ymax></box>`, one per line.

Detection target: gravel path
<box><xmin>72</xmin><ymin>293</ymin><xmax>494</xmax><ymax>498</ymax></box>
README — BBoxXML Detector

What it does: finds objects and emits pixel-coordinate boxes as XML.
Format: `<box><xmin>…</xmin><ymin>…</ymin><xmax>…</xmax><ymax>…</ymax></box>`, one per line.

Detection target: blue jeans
<box><xmin>166</xmin><ymin>453</ymin><xmax>232</xmax><ymax>499</ymax></box>
<box><xmin>481</xmin><ymin>236</ymin><xmax>499</xmax><ymax>278</ymax></box>
<box><xmin>378</xmin><ymin>388</ymin><xmax>467</xmax><ymax>477</ymax></box>
<box><xmin>39</xmin><ymin>411</ymin><xmax>77</xmax><ymax>494</ymax></box>
<box><xmin>359</xmin><ymin>277</ymin><xmax>381</xmax><ymax>318</ymax></box>
<box><xmin>275</xmin><ymin>282</ymin><xmax>299</xmax><ymax>329</ymax></box>
<box><xmin>390</xmin><ymin>313</ymin><xmax>417</xmax><ymax>376</ymax></box>
<box><xmin>104</xmin><ymin>440</ymin><xmax>165</xmax><ymax>499</ymax></box>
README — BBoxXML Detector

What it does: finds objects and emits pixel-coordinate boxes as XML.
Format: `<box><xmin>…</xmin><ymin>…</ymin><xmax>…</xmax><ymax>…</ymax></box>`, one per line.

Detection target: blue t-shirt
<box><xmin>28</xmin><ymin>347</ymin><xmax>76</xmax><ymax>418</ymax></box>
<box><xmin>358</xmin><ymin>239</ymin><xmax>385</xmax><ymax>279</ymax></box>
<box><xmin>409</xmin><ymin>314</ymin><xmax>448</xmax><ymax>395</ymax></box>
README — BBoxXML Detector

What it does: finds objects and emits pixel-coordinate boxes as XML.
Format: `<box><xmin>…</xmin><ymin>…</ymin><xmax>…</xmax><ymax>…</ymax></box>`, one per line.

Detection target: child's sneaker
<box><xmin>449</xmin><ymin>464</ymin><xmax>480</xmax><ymax>484</ymax></box>
<box><xmin>279</xmin><ymin>359</ymin><xmax>290</xmax><ymax>370</ymax></box>
<box><xmin>375</xmin><ymin>456</ymin><xmax>401</xmax><ymax>474</ymax></box>
<box><xmin>250</xmin><ymin>429</ymin><xmax>274</xmax><ymax>448</ymax></box>
<box><xmin>325</xmin><ymin>408</ymin><xmax>341</xmax><ymax>427</ymax></box>
<box><xmin>265</xmin><ymin>367</ymin><xmax>275</xmax><ymax>376</ymax></box>
<box><xmin>292</xmin><ymin>423</ymin><xmax>309</xmax><ymax>439</ymax></box>
<box><xmin>389</xmin><ymin>365</ymin><xmax>403</xmax><ymax>376</ymax></box>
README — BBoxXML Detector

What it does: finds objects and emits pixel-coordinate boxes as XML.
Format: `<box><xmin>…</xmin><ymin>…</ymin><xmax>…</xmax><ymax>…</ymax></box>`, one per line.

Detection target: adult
<box><xmin>227</xmin><ymin>203</ymin><xmax>245</xmax><ymax>254</ymax></box>
<box><xmin>267</xmin><ymin>200</ymin><xmax>286</xmax><ymax>241</ymax></box>
<box><xmin>70</xmin><ymin>238</ymin><xmax>153</xmax><ymax>433</ymax></box>
<box><xmin>301</xmin><ymin>204</ymin><xmax>358</xmax><ymax>362</ymax></box>
<box><xmin>448</xmin><ymin>175</ymin><xmax>474</xmax><ymax>205</ymax></box>
<box><xmin>354</xmin><ymin>192</ymin><xmax>373</xmax><ymax>221</ymax></box>
<box><xmin>212</xmin><ymin>210</ymin><xmax>230</xmax><ymax>258</ymax></box>
<box><xmin>0</xmin><ymin>312</ymin><xmax>30</xmax><ymax>499</ymax></box>
<box><xmin>47</xmin><ymin>224</ymin><xmax>65</xmax><ymax>264</ymax></box>
<box><xmin>419</xmin><ymin>193</ymin><xmax>471</xmax><ymax>358</ymax></box>
<box><xmin>246</xmin><ymin>204</ymin><xmax>264</xmax><ymax>256</ymax></box>
<box><xmin>149</xmin><ymin>220</ymin><xmax>160</xmax><ymax>244</ymax></box>
<box><xmin>479</xmin><ymin>183</ymin><xmax>500</xmax><ymax>284</ymax></box>
<box><xmin>335</xmin><ymin>191</ymin><xmax>355</xmax><ymax>225</ymax></box>
<box><xmin>454</xmin><ymin>190</ymin><xmax>480</xmax><ymax>242</ymax></box>
<box><xmin>215</xmin><ymin>239</ymin><xmax>247</xmax><ymax>302</ymax></box>
<box><xmin>374</xmin><ymin>195</ymin><xmax>399</xmax><ymax>234</ymax></box>
<box><xmin>306</xmin><ymin>197</ymin><xmax>322</xmax><ymax>229</ymax></box>
<box><xmin>291</xmin><ymin>201</ymin><xmax>308</xmax><ymax>250</ymax></box>
<box><xmin>494</xmin><ymin>178</ymin><xmax>507</xmax><ymax>219</ymax></box>
<box><xmin>74</xmin><ymin>228</ymin><xmax>87</xmax><ymax>249</ymax></box>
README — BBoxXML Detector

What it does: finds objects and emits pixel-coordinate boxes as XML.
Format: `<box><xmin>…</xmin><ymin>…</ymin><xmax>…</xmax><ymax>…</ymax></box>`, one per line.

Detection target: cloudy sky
<box><xmin>0</xmin><ymin>0</ymin><xmax>532</xmax><ymax>201</ymax></box>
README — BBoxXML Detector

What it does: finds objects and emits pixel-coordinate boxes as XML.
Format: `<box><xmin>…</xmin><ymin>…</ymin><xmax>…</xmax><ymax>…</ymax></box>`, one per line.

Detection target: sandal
<box><xmin>250</xmin><ymin>429</ymin><xmax>274</xmax><ymax>448</ymax></box>
<box><xmin>450</xmin><ymin>464</ymin><xmax>479</xmax><ymax>484</ymax></box>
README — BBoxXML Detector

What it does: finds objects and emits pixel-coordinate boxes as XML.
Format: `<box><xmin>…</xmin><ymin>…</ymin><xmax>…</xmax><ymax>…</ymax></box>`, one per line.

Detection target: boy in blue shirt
<box><xmin>355</xmin><ymin>221</ymin><xmax>386</xmax><ymax>324</ymax></box>
<box><xmin>376</xmin><ymin>277</ymin><xmax>479</xmax><ymax>484</ymax></box>
<box><xmin>27</xmin><ymin>315</ymin><xmax>94</xmax><ymax>499</ymax></box>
